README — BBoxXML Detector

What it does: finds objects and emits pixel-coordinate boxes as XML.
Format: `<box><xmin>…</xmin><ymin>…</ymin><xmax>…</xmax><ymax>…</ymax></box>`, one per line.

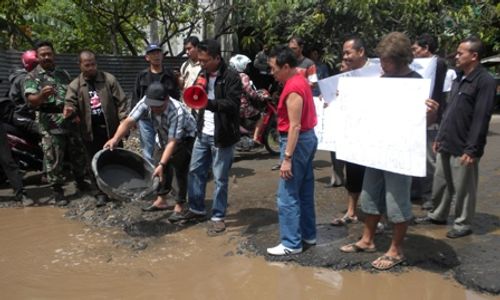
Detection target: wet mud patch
<box><xmin>124</xmin><ymin>220</ymin><xmax>181</xmax><ymax>237</ymax></box>
<box><xmin>242</xmin><ymin>224</ymin><xmax>458</xmax><ymax>270</ymax></box>
<box><xmin>453</xmin><ymin>236</ymin><xmax>500</xmax><ymax>294</ymax></box>
<box><xmin>240</xmin><ymin>221</ymin><xmax>500</xmax><ymax>295</ymax></box>
<box><xmin>64</xmin><ymin>196</ymin><xmax>192</xmax><ymax>251</ymax></box>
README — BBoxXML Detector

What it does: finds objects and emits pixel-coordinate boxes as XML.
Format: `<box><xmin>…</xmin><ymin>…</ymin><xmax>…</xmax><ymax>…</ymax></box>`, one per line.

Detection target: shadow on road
<box><xmin>472</xmin><ymin>212</ymin><xmax>500</xmax><ymax>235</ymax></box>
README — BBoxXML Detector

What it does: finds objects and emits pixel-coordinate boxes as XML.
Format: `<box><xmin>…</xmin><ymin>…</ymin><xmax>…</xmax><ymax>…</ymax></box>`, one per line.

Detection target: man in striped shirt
<box><xmin>104</xmin><ymin>83</ymin><xmax>196</xmax><ymax>217</ymax></box>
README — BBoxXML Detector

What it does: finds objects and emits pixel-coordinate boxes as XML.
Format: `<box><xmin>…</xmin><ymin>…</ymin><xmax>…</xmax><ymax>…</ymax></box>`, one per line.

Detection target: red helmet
<box><xmin>21</xmin><ymin>50</ymin><xmax>38</xmax><ymax>72</ymax></box>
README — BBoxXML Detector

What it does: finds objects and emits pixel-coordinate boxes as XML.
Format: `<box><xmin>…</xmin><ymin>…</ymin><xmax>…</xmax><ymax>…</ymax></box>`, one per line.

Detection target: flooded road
<box><xmin>0</xmin><ymin>208</ymin><xmax>496</xmax><ymax>300</ymax></box>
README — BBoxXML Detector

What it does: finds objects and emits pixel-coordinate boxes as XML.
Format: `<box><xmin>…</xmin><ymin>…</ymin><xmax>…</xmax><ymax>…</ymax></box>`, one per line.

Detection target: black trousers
<box><xmin>156</xmin><ymin>137</ymin><xmax>194</xmax><ymax>204</ymax></box>
<box><xmin>0</xmin><ymin>122</ymin><xmax>23</xmax><ymax>195</ymax></box>
<box><xmin>345</xmin><ymin>162</ymin><xmax>365</xmax><ymax>193</ymax></box>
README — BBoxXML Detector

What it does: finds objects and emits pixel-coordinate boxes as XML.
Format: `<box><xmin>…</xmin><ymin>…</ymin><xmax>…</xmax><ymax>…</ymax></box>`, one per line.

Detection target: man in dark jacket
<box><xmin>132</xmin><ymin>44</ymin><xmax>180</xmax><ymax>165</ymax></box>
<box><xmin>176</xmin><ymin>39</ymin><xmax>242</xmax><ymax>236</ymax></box>
<box><xmin>416</xmin><ymin>36</ymin><xmax>497</xmax><ymax>239</ymax></box>
<box><xmin>64</xmin><ymin>50</ymin><xmax>129</xmax><ymax>207</ymax></box>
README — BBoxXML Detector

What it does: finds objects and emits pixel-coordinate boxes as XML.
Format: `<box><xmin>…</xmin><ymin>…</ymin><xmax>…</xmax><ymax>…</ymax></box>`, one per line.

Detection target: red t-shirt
<box><xmin>278</xmin><ymin>73</ymin><xmax>317</xmax><ymax>133</ymax></box>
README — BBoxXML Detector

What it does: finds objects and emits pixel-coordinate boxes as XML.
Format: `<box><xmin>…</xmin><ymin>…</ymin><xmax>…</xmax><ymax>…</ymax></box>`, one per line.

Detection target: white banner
<box><xmin>334</xmin><ymin>77</ymin><xmax>431</xmax><ymax>177</ymax></box>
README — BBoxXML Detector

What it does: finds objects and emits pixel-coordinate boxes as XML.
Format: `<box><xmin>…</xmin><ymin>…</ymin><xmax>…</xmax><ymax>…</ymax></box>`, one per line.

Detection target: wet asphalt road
<box><xmin>1</xmin><ymin>118</ymin><xmax>499</xmax><ymax>295</ymax></box>
<box><xmin>237</xmin><ymin>117</ymin><xmax>500</xmax><ymax>295</ymax></box>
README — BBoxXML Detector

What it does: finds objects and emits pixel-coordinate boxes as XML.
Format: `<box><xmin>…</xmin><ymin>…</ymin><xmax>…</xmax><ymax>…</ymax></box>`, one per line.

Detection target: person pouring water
<box><xmin>103</xmin><ymin>82</ymin><xmax>197</xmax><ymax>216</ymax></box>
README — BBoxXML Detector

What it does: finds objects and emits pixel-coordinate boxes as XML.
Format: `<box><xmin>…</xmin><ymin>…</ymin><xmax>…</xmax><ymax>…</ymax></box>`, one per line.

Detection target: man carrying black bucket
<box><xmin>103</xmin><ymin>82</ymin><xmax>197</xmax><ymax>216</ymax></box>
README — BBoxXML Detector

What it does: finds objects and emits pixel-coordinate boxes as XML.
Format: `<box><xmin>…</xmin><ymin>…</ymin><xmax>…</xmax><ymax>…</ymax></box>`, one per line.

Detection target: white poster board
<box><xmin>334</xmin><ymin>77</ymin><xmax>431</xmax><ymax>177</ymax></box>
<box><xmin>318</xmin><ymin>61</ymin><xmax>382</xmax><ymax>103</ymax></box>
<box><xmin>314</xmin><ymin>97</ymin><xmax>339</xmax><ymax>151</ymax></box>
<box><xmin>411</xmin><ymin>57</ymin><xmax>437</xmax><ymax>97</ymax></box>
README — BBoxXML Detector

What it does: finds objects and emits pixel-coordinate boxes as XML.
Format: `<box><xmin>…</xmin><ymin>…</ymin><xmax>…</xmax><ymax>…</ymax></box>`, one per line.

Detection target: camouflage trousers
<box><xmin>41</xmin><ymin>131</ymin><xmax>88</xmax><ymax>187</ymax></box>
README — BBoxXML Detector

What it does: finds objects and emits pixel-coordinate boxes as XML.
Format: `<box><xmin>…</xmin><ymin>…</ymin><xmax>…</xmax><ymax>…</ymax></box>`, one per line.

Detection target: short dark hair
<box><xmin>268</xmin><ymin>45</ymin><xmax>298</xmax><ymax>68</ymax></box>
<box><xmin>184</xmin><ymin>36</ymin><xmax>200</xmax><ymax>47</ymax></box>
<box><xmin>376</xmin><ymin>32</ymin><xmax>413</xmax><ymax>67</ymax></box>
<box><xmin>415</xmin><ymin>33</ymin><xmax>437</xmax><ymax>54</ymax></box>
<box><xmin>198</xmin><ymin>39</ymin><xmax>221</xmax><ymax>58</ymax></box>
<box><xmin>345</xmin><ymin>35</ymin><xmax>365</xmax><ymax>52</ymax></box>
<box><xmin>461</xmin><ymin>35</ymin><xmax>485</xmax><ymax>59</ymax></box>
<box><xmin>35</xmin><ymin>40</ymin><xmax>54</xmax><ymax>52</ymax></box>
<box><xmin>78</xmin><ymin>49</ymin><xmax>96</xmax><ymax>63</ymax></box>
<box><xmin>288</xmin><ymin>36</ymin><xmax>305</xmax><ymax>48</ymax></box>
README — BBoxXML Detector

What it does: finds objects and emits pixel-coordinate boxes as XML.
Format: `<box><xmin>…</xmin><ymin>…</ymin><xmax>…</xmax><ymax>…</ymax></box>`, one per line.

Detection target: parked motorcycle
<box><xmin>236</xmin><ymin>89</ymin><xmax>280</xmax><ymax>156</ymax></box>
<box><xmin>0</xmin><ymin>122</ymin><xmax>43</xmax><ymax>184</ymax></box>
<box><xmin>0</xmin><ymin>96</ymin><xmax>43</xmax><ymax>184</ymax></box>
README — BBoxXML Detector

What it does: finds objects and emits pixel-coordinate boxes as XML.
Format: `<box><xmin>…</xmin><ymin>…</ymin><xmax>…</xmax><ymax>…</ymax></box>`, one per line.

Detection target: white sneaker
<box><xmin>266</xmin><ymin>244</ymin><xmax>302</xmax><ymax>256</ymax></box>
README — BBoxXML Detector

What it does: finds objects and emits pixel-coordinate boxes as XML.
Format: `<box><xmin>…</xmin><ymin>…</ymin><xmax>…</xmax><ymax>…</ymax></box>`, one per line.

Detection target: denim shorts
<box><xmin>360</xmin><ymin>167</ymin><xmax>413</xmax><ymax>223</ymax></box>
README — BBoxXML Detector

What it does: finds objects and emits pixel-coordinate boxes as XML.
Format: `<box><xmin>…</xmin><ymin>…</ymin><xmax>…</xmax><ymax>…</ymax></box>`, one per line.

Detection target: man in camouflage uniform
<box><xmin>24</xmin><ymin>40</ymin><xmax>89</xmax><ymax>206</ymax></box>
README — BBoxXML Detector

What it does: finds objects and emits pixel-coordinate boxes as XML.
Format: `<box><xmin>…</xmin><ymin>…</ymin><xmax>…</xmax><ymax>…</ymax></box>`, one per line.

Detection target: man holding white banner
<box><xmin>339</xmin><ymin>32</ymin><xmax>439</xmax><ymax>271</ymax></box>
<box><xmin>330</xmin><ymin>36</ymin><xmax>370</xmax><ymax>226</ymax></box>
<box><xmin>411</xmin><ymin>33</ymin><xmax>449</xmax><ymax>211</ymax></box>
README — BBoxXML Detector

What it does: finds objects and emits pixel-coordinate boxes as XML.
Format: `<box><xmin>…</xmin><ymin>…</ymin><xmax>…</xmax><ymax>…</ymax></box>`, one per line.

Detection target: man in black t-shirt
<box><xmin>64</xmin><ymin>50</ymin><xmax>129</xmax><ymax>207</ymax></box>
<box><xmin>132</xmin><ymin>44</ymin><xmax>180</xmax><ymax>166</ymax></box>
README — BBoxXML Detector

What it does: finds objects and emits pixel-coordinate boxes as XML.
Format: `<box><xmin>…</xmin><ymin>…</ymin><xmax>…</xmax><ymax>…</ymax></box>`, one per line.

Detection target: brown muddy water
<box><xmin>0</xmin><ymin>208</ymin><xmax>497</xmax><ymax>300</ymax></box>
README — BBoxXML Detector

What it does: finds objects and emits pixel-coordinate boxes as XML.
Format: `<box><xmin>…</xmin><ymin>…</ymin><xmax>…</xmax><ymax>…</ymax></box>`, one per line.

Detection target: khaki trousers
<box><xmin>428</xmin><ymin>152</ymin><xmax>479</xmax><ymax>231</ymax></box>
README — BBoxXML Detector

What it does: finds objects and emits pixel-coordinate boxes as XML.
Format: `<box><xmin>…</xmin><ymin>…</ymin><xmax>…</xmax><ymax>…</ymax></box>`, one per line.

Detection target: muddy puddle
<box><xmin>0</xmin><ymin>208</ymin><xmax>496</xmax><ymax>300</ymax></box>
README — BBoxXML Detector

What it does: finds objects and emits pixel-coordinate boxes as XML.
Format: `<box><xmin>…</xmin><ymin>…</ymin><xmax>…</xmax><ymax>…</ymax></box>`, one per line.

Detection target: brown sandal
<box><xmin>371</xmin><ymin>255</ymin><xmax>406</xmax><ymax>270</ymax></box>
<box><xmin>331</xmin><ymin>215</ymin><xmax>358</xmax><ymax>226</ymax></box>
<box><xmin>339</xmin><ymin>243</ymin><xmax>376</xmax><ymax>253</ymax></box>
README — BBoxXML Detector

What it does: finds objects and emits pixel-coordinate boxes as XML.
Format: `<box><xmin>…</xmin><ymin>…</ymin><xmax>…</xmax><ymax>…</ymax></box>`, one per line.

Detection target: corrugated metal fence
<box><xmin>0</xmin><ymin>51</ymin><xmax>186</xmax><ymax>97</ymax></box>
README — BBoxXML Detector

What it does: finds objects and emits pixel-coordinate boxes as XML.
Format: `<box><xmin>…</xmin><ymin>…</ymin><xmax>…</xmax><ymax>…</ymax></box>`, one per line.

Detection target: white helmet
<box><xmin>229</xmin><ymin>54</ymin><xmax>251</xmax><ymax>73</ymax></box>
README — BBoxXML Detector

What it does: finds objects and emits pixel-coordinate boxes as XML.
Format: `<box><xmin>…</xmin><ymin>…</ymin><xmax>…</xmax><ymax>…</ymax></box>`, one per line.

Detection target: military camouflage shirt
<box><xmin>24</xmin><ymin>64</ymin><xmax>72</xmax><ymax>133</ymax></box>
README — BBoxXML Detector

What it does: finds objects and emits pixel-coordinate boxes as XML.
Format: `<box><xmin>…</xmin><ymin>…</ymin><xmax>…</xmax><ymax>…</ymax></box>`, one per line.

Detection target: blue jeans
<box><xmin>138</xmin><ymin>118</ymin><xmax>156</xmax><ymax>165</ymax></box>
<box><xmin>188</xmin><ymin>133</ymin><xmax>235</xmax><ymax>221</ymax></box>
<box><xmin>277</xmin><ymin>130</ymin><xmax>318</xmax><ymax>249</ymax></box>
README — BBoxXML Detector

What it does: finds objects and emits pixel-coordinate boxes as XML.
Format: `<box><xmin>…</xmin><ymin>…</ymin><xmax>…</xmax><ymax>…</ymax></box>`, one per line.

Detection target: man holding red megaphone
<box><xmin>175</xmin><ymin>39</ymin><xmax>242</xmax><ymax>236</ymax></box>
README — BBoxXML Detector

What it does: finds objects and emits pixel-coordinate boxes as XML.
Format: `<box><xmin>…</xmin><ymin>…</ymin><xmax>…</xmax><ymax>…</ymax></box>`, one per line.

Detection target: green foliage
<box><xmin>1</xmin><ymin>0</ymin><xmax>498</xmax><ymax>60</ymax></box>
<box><xmin>234</xmin><ymin>0</ymin><xmax>499</xmax><ymax>69</ymax></box>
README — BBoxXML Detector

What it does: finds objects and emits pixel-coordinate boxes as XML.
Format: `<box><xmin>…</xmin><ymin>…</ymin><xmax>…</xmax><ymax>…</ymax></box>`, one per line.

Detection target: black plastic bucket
<box><xmin>91</xmin><ymin>148</ymin><xmax>159</xmax><ymax>201</ymax></box>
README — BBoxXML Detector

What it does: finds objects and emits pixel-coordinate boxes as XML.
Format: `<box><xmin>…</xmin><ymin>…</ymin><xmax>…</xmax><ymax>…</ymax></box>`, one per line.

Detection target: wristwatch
<box><xmin>158</xmin><ymin>161</ymin><xmax>167</xmax><ymax>168</ymax></box>
<box><xmin>284</xmin><ymin>152</ymin><xmax>293</xmax><ymax>160</ymax></box>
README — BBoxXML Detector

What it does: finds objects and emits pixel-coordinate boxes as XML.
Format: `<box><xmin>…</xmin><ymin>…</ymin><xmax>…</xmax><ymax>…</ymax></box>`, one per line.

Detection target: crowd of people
<box><xmin>0</xmin><ymin>31</ymin><xmax>496</xmax><ymax>270</ymax></box>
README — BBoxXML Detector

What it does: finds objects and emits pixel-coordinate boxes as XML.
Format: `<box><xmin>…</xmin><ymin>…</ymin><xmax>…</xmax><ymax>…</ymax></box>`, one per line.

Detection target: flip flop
<box><xmin>339</xmin><ymin>243</ymin><xmax>377</xmax><ymax>253</ymax></box>
<box><xmin>331</xmin><ymin>215</ymin><xmax>358</xmax><ymax>226</ymax></box>
<box><xmin>371</xmin><ymin>255</ymin><xmax>406</xmax><ymax>270</ymax></box>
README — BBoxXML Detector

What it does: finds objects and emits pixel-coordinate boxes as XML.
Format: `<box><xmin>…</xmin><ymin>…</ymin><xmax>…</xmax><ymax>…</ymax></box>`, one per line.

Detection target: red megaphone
<box><xmin>183</xmin><ymin>85</ymin><xmax>208</xmax><ymax>109</ymax></box>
